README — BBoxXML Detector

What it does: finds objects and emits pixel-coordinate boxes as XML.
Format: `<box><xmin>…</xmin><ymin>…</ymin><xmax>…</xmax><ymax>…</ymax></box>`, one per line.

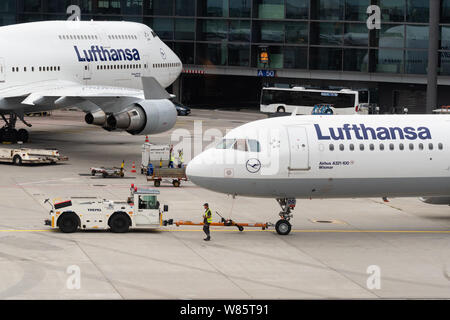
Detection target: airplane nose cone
<box><xmin>186</xmin><ymin>151</ymin><xmax>214</xmax><ymax>187</ymax></box>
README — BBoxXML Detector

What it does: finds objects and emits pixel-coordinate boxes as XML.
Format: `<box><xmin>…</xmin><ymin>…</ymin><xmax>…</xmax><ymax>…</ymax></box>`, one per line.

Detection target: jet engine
<box><xmin>85</xmin><ymin>99</ymin><xmax>177</xmax><ymax>135</ymax></box>
<box><xmin>419</xmin><ymin>197</ymin><xmax>450</xmax><ymax>205</ymax></box>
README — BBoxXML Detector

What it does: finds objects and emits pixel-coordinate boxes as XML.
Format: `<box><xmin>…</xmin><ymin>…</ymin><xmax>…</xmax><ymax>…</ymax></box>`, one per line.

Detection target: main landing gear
<box><xmin>0</xmin><ymin>113</ymin><xmax>31</xmax><ymax>143</ymax></box>
<box><xmin>274</xmin><ymin>198</ymin><xmax>296</xmax><ymax>235</ymax></box>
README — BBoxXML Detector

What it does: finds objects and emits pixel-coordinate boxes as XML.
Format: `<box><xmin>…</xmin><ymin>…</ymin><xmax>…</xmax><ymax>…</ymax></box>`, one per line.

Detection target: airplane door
<box><xmin>83</xmin><ymin>64</ymin><xmax>92</xmax><ymax>81</ymax></box>
<box><xmin>0</xmin><ymin>58</ymin><xmax>5</xmax><ymax>82</ymax></box>
<box><xmin>143</xmin><ymin>55</ymin><xmax>151</xmax><ymax>77</ymax></box>
<box><xmin>287</xmin><ymin>126</ymin><xmax>310</xmax><ymax>171</ymax></box>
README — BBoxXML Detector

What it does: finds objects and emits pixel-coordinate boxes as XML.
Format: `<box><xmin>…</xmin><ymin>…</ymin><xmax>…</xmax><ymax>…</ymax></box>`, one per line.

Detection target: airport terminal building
<box><xmin>1</xmin><ymin>0</ymin><xmax>450</xmax><ymax>112</ymax></box>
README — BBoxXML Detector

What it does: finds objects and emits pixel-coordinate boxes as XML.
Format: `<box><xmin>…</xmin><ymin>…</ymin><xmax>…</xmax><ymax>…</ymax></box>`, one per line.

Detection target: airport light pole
<box><xmin>426</xmin><ymin>0</ymin><xmax>440</xmax><ymax>114</ymax></box>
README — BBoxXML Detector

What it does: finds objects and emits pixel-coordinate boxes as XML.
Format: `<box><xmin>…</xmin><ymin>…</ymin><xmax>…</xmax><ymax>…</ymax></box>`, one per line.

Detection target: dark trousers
<box><xmin>203</xmin><ymin>223</ymin><xmax>210</xmax><ymax>238</ymax></box>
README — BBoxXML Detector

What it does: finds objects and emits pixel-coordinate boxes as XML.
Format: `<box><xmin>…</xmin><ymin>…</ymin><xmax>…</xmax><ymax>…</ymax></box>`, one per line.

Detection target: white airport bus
<box><xmin>260</xmin><ymin>87</ymin><xmax>368</xmax><ymax>115</ymax></box>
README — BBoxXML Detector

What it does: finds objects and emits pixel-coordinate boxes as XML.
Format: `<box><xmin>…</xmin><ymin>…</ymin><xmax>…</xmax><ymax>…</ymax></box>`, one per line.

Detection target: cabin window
<box><xmin>369</xmin><ymin>143</ymin><xmax>374</xmax><ymax>151</ymax></box>
<box><xmin>438</xmin><ymin>143</ymin><xmax>443</xmax><ymax>150</ymax></box>
<box><xmin>409</xmin><ymin>143</ymin><xmax>414</xmax><ymax>150</ymax></box>
<box><xmin>379</xmin><ymin>144</ymin><xmax>384</xmax><ymax>151</ymax></box>
<box><xmin>339</xmin><ymin>144</ymin><xmax>344</xmax><ymax>151</ymax></box>
<box><xmin>329</xmin><ymin>144</ymin><xmax>334</xmax><ymax>151</ymax></box>
<box><xmin>359</xmin><ymin>144</ymin><xmax>364</xmax><ymax>151</ymax></box>
<box><xmin>349</xmin><ymin>144</ymin><xmax>354</xmax><ymax>151</ymax></box>
<box><xmin>389</xmin><ymin>143</ymin><xmax>394</xmax><ymax>150</ymax></box>
<box><xmin>419</xmin><ymin>143</ymin><xmax>424</xmax><ymax>150</ymax></box>
<box><xmin>399</xmin><ymin>143</ymin><xmax>404</xmax><ymax>150</ymax></box>
<box><xmin>429</xmin><ymin>143</ymin><xmax>433</xmax><ymax>150</ymax></box>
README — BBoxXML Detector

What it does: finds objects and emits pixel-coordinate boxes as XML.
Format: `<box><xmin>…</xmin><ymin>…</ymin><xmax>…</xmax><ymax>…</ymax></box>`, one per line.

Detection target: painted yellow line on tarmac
<box><xmin>161</xmin><ymin>229</ymin><xmax>450</xmax><ymax>234</ymax></box>
<box><xmin>0</xmin><ymin>229</ymin><xmax>449</xmax><ymax>234</ymax></box>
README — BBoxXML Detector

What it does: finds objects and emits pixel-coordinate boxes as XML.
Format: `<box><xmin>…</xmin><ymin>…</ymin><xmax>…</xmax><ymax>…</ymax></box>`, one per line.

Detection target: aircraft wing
<box><xmin>0</xmin><ymin>77</ymin><xmax>170</xmax><ymax>114</ymax></box>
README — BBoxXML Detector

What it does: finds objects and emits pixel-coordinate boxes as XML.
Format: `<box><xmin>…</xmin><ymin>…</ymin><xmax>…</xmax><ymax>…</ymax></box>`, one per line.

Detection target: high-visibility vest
<box><xmin>179</xmin><ymin>154</ymin><xmax>184</xmax><ymax>163</ymax></box>
<box><xmin>170</xmin><ymin>155</ymin><xmax>175</xmax><ymax>162</ymax></box>
<box><xmin>204</xmin><ymin>208</ymin><xmax>212</xmax><ymax>223</ymax></box>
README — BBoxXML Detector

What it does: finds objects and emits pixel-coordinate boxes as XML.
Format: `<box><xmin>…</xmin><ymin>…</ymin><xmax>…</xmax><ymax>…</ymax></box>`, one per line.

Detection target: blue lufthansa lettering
<box><xmin>315</xmin><ymin>124</ymin><xmax>432</xmax><ymax>140</ymax></box>
<box><xmin>74</xmin><ymin>45</ymin><xmax>141</xmax><ymax>62</ymax></box>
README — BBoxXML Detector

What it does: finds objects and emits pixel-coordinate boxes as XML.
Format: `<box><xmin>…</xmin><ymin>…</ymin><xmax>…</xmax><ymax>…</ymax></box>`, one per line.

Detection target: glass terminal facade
<box><xmin>1</xmin><ymin>0</ymin><xmax>450</xmax><ymax>112</ymax></box>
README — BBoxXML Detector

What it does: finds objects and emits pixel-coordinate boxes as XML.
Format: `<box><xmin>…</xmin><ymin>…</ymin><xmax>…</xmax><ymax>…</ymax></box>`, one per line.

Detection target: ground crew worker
<box><xmin>203</xmin><ymin>203</ymin><xmax>212</xmax><ymax>241</ymax></box>
<box><xmin>169</xmin><ymin>152</ymin><xmax>175</xmax><ymax>168</ymax></box>
<box><xmin>178</xmin><ymin>150</ymin><xmax>184</xmax><ymax>168</ymax></box>
<box><xmin>120</xmin><ymin>160</ymin><xmax>125</xmax><ymax>175</ymax></box>
<box><xmin>147</xmin><ymin>163</ymin><xmax>154</xmax><ymax>176</ymax></box>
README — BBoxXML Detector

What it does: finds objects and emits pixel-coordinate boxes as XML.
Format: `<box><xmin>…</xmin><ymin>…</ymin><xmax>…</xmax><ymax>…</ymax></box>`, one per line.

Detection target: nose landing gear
<box><xmin>275</xmin><ymin>198</ymin><xmax>296</xmax><ymax>235</ymax></box>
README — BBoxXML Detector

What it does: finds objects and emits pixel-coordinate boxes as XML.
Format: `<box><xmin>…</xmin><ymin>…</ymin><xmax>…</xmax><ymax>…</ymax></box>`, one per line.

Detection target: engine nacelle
<box><xmin>106</xmin><ymin>99</ymin><xmax>177</xmax><ymax>135</ymax></box>
<box><xmin>419</xmin><ymin>197</ymin><xmax>450</xmax><ymax>205</ymax></box>
<box><xmin>85</xmin><ymin>110</ymin><xmax>107</xmax><ymax>126</ymax></box>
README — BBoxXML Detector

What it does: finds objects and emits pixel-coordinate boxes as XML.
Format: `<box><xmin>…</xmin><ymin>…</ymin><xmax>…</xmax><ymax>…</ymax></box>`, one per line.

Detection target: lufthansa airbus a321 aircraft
<box><xmin>187</xmin><ymin>114</ymin><xmax>450</xmax><ymax>235</ymax></box>
<box><xmin>0</xmin><ymin>20</ymin><xmax>182</xmax><ymax>142</ymax></box>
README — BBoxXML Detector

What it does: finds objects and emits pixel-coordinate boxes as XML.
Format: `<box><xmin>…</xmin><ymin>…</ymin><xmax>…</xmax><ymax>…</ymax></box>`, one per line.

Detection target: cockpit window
<box><xmin>247</xmin><ymin>140</ymin><xmax>261</xmax><ymax>152</ymax></box>
<box><xmin>233</xmin><ymin>139</ymin><xmax>247</xmax><ymax>151</ymax></box>
<box><xmin>216</xmin><ymin>138</ymin><xmax>261</xmax><ymax>152</ymax></box>
<box><xmin>216</xmin><ymin>139</ymin><xmax>236</xmax><ymax>149</ymax></box>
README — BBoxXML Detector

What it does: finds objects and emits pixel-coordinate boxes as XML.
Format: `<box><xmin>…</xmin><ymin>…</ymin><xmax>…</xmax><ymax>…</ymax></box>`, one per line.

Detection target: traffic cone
<box><xmin>131</xmin><ymin>161</ymin><xmax>137</xmax><ymax>173</ymax></box>
<box><xmin>145</xmin><ymin>136</ymin><xmax>149</xmax><ymax>143</ymax></box>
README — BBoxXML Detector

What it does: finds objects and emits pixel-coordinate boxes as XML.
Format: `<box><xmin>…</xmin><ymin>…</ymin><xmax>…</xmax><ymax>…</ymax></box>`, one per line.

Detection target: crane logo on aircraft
<box><xmin>314</xmin><ymin>124</ymin><xmax>432</xmax><ymax>141</ymax></box>
<box><xmin>160</xmin><ymin>48</ymin><xmax>167</xmax><ymax>60</ymax></box>
<box><xmin>74</xmin><ymin>45</ymin><xmax>141</xmax><ymax>62</ymax></box>
<box><xmin>246</xmin><ymin>159</ymin><xmax>261</xmax><ymax>173</ymax></box>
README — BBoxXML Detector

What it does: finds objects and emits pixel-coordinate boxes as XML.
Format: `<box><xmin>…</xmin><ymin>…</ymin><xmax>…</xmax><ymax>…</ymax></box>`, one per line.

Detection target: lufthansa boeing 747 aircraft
<box><xmin>0</xmin><ymin>20</ymin><xmax>182</xmax><ymax>142</ymax></box>
<box><xmin>187</xmin><ymin>114</ymin><xmax>450</xmax><ymax>235</ymax></box>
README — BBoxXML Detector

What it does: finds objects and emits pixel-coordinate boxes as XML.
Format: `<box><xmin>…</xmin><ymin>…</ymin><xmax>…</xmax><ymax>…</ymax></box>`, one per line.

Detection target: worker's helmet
<box><xmin>203</xmin><ymin>203</ymin><xmax>209</xmax><ymax>207</ymax></box>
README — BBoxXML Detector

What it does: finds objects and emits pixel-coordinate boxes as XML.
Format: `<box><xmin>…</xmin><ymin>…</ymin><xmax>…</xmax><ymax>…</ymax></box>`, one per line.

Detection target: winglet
<box><xmin>291</xmin><ymin>107</ymin><xmax>298</xmax><ymax>116</ymax></box>
<box><xmin>141</xmin><ymin>77</ymin><xmax>171</xmax><ymax>100</ymax></box>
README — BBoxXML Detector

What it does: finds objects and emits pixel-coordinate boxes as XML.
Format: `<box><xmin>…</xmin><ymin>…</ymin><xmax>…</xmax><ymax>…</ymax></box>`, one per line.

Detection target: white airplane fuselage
<box><xmin>0</xmin><ymin>20</ymin><xmax>182</xmax><ymax>92</ymax></box>
<box><xmin>187</xmin><ymin>115</ymin><xmax>450</xmax><ymax>199</ymax></box>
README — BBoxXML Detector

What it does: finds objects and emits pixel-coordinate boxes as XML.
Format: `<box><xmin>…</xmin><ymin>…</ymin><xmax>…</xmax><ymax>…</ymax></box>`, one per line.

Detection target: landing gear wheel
<box><xmin>3</xmin><ymin>129</ymin><xmax>18</xmax><ymax>143</ymax></box>
<box><xmin>13</xmin><ymin>155</ymin><xmax>22</xmax><ymax>166</ymax></box>
<box><xmin>237</xmin><ymin>225</ymin><xmax>244</xmax><ymax>232</ymax></box>
<box><xmin>110</xmin><ymin>214</ymin><xmax>130</xmax><ymax>233</ymax></box>
<box><xmin>91</xmin><ymin>170</ymin><xmax>96</xmax><ymax>176</ymax></box>
<box><xmin>275</xmin><ymin>219</ymin><xmax>291</xmax><ymax>235</ymax></box>
<box><xmin>277</xmin><ymin>106</ymin><xmax>286</xmax><ymax>113</ymax></box>
<box><xmin>59</xmin><ymin>214</ymin><xmax>79</xmax><ymax>233</ymax></box>
<box><xmin>17</xmin><ymin>129</ymin><xmax>29</xmax><ymax>143</ymax></box>
<box><xmin>172</xmin><ymin>180</ymin><xmax>180</xmax><ymax>187</ymax></box>
<box><xmin>154</xmin><ymin>180</ymin><xmax>161</xmax><ymax>187</ymax></box>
